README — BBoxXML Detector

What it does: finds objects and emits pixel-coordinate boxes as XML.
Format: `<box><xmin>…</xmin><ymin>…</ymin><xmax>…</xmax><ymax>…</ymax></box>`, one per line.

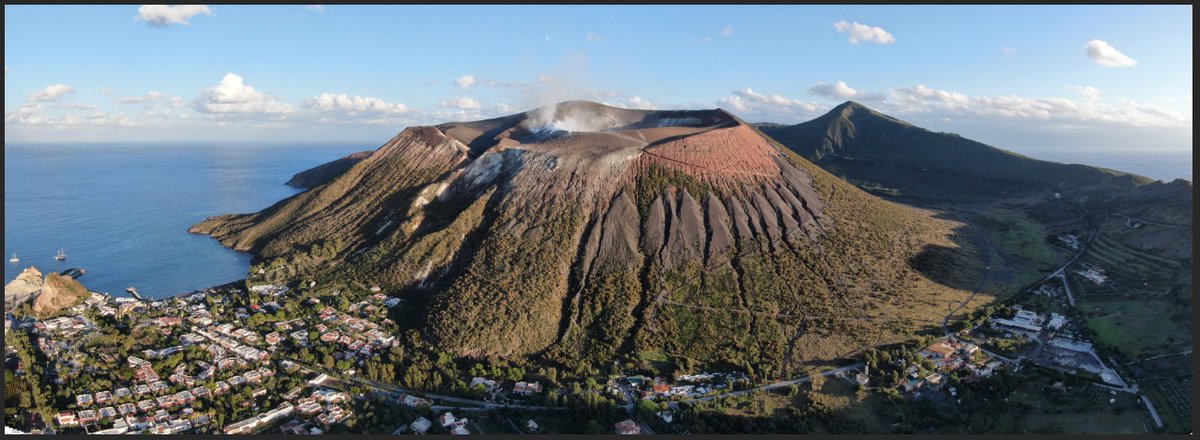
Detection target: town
<box><xmin>0</xmin><ymin>211</ymin><xmax>1183</xmax><ymax>436</ymax></box>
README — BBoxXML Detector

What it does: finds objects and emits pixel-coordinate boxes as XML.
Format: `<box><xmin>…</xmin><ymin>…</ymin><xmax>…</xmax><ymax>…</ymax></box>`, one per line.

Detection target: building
<box><xmin>1047</xmin><ymin>337</ymin><xmax>1093</xmax><ymax>353</ymax></box>
<box><xmin>513</xmin><ymin>381</ymin><xmax>543</xmax><ymax>396</ymax></box>
<box><xmin>56</xmin><ymin>412</ymin><xmax>78</xmax><ymax>427</ymax></box>
<box><xmin>410</xmin><ymin>417</ymin><xmax>433</xmax><ymax>434</ymax></box>
<box><xmin>468</xmin><ymin>376</ymin><xmax>496</xmax><ymax>390</ymax></box>
<box><xmin>1047</xmin><ymin>313</ymin><xmax>1066</xmax><ymax>330</ymax></box>
<box><xmin>657</xmin><ymin>410</ymin><xmax>674</xmax><ymax>424</ymax></box>
<box><xmin>615</xmin><ymin>419</ymin><xmax>641</xmax><ymax>435</ymax></box>
<box><xmin>990</xmin><ymin>316</ymin><xmax>1042</xmax><ymax>333</ymax></box>
<box><xmin>854</xmin><ymin>365</ymin><xmax>871</xmax><ymax>386</ymax></box>
<box><xmin>1076</xmin><ymin>268</ymin><xmax>1107</xmax><ymax>285</ymax></box>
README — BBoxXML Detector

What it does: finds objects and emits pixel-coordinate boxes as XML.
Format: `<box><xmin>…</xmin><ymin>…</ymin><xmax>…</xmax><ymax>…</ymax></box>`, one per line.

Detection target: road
<box><xmin>1113</xmin><ymin>213</ymin><xmax>1187</xmax><ymax>229</ymax></box>
<box><xmin>285</xmin><ymin>356</ymin><xmax>567</xmax><ymax>411</ymax></box>
<box><xmin>1042</xmin><ymin>228</ymin><xmax>1095</xmax><ymax>306</ymax></box>
<box><xmin>1141</xmin><ymin>395</ymin><xmax>1164</xmax><ymax>428</ymax></box>
<box><xmin>1124</xmin><ymin>349</ymin><xmax>1193</xmax><ymax>366</ymax></box>
<box><xmin>667</xmin><ymin>363</ymin><xmax>864</xmax><ymax>405</ymax></box>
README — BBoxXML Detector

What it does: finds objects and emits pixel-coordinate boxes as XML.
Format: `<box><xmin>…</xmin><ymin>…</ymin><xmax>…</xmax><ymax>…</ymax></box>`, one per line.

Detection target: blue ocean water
<box><xmin>4</xmin><ymin>142</ymin><xmax>368</xmax><ymax>298</ymax></box>
<box><xmin>1021</xmin><ymin>150</ymin><xmax>1193</xmax><ymax>183</ymax></box>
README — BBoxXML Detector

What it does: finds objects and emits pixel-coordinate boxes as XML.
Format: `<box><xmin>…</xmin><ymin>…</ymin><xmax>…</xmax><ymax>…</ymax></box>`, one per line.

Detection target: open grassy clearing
<box><xmin>1076</xmin><ymin>294</ymin><xmax>1191</xmax><ymax>359</ymax></box>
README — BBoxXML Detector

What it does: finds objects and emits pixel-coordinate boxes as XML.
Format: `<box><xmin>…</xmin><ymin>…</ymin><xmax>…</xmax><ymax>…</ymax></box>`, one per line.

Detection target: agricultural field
<box><xmin>1142</xmin><ymin>376</ymin><xmax>1194</xmax><ymax>433</ymax></box>
<box><xmin>1077</xmin><ymin>233</ymin><xmax>1188</xmax><ymax>299</ymax></box>
<box><xmin>1125</xmin><ymin>353</ymin><xmax>1193</xmax><ymax>433</ymax></box>
<box><xmin>1075</xmin><ymin>294</ymin><xmax>1191</xmax><ymax>360</ymax></box>
<box><xmin>1069</xmin><ymin>221</ymin><xmax>1191</xmax><ymax>362</ymax></box>
<box><xmin>971</xmin><ymin>207</ymin><xmax>1067</xmax><ymax>270</ymax></box>
<box><xmin>1000</xmin><ymin>370</ymin><xmax>1148</xmax><ymax>434</ymax></box>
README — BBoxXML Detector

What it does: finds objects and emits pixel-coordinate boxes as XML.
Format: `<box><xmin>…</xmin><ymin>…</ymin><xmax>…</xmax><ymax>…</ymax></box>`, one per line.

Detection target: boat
<box><xmin>54</xmin><ymin>249</ymin><xmax>67</xmax><ymax>261</ymax></box>
<box><xmin>8</xmin><ymin>253</ymin><xmax>18</xmax><ymax>263</ymax></box>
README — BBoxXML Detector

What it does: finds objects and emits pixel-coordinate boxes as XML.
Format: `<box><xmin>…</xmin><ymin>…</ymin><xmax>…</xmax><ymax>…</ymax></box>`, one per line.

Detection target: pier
<box><xmin>125</xmin><ymin>287</ymin><xmax>146</xmax><ymax>302</ymax></box>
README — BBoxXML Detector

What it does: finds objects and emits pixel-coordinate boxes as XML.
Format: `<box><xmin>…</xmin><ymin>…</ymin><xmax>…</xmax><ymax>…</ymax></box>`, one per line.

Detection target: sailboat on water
<box><xmin>8</xmin><ymin>253</ymin><xmax>18</xmax><ymax>263</ymax></box>
<box><xmin>54</xmin><ymin>249</ymin><xmax>67</xmax><ymax>261</ymax></box>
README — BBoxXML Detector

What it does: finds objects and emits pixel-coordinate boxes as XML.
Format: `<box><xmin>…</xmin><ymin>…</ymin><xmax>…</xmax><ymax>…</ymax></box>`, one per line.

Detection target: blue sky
<box><xmin>4</xmin><ymin>5</ymin><xmax>1192</xmax><ymax>162</ymax></box>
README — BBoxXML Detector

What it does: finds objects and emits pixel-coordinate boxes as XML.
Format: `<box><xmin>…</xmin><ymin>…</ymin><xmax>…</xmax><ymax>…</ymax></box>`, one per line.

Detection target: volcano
<box><xmin>191</xmin><ymin>101</ymin><xmax>981</xmax><ymax>376</ymax></box>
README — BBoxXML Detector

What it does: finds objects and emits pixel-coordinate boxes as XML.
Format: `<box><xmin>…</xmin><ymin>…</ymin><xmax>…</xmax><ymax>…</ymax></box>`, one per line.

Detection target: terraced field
<box><xmin>1076</xmin><ymin>233</ymin><xmax>1186</xmax><ymax>298</ymax></box>
<box><xmin>1072</xmin><ymin>238</ymin><xmax>1189</xmax><ymax>359</ymax></box>
<box><xmin>1144</xmin><ymin>376</ymin><xmax>1193</xmax><ymax>433</ymax></box>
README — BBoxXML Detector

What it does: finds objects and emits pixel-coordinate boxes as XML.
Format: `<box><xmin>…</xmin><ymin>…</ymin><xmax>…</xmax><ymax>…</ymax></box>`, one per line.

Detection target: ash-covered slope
<box><xmin>192</xmin><ymin>101</ymin><xmax>976</xmax><ymax>376</ymax></box>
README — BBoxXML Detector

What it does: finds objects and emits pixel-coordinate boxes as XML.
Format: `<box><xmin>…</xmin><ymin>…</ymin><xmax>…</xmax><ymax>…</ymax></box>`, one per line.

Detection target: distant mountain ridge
<box><xmin>757</xmin><ymin>101</ymin><xmax>1168</xmax><ymax>200</ymax></box>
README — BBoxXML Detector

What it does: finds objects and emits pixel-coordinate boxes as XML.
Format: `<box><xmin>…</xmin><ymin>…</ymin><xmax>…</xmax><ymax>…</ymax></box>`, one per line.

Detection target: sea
<box><xmin>4</xmin><ymin>142</ymin><xmax>368</xmax><ymax>299</ymax></box>
<box><xmin>3</xmin><ymin>143</ymin><xmax>1191</xmax><ymax>299</ymax></box>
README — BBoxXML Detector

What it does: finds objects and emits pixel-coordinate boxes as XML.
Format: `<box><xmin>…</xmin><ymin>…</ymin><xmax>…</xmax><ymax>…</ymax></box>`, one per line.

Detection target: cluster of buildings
<box><xmin>223</xmin><ymin>402</ymin><xmax>295</xmax><ymax>434</ymax></box>
<box><xmin>311</xmin><ymin>304</ymin><xmax>399</xmax><ymax>364</ymax></box>
<box><xmin>9</xmin><ymin>279</ymin><xmax>514</xmax><ymax>435</ymax></box>
<box><xmin>248</xmin><ymin>284</ymin><xmax>290</xmax><ymax>297</ymax></box>
<box><xmin>59</xmin><ymin>374</ymin><xmax>218</xmax><ymax>435</ymax></box>
<box><xmin>407</xmin><ymin>411</ymin><xmax>471</xmax><ymax>435</ymax></box>
<box><xmin>608</xmin><ymin>371</ymin><xmax>746</xmax><ymax>401</ymax></box>
<box><xmin>1056</xmin><ymin>234</ymin><xmax>1081</xmax><ymax>250</ymax></box>
<box><xmin>900</xmin><ymin>338</ymin><xmax>1005</xmax><ymax>393</ymax></box>
<box><xmin>989</xmin><ymin>307</ymin><xmax>1066</xmax><ymax>335</ymax></box>
<box><xmin>1075</xmin><ymin>265</ymin><xmax>1108</xmax><ymax>285</ymax></box>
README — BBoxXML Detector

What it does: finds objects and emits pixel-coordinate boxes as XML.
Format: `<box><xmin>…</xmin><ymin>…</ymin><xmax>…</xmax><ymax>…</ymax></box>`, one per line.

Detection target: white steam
<box><xmin>524</xmin><ymin>104</ymin><xmax>621</xmax><ymax>134</ymax></box>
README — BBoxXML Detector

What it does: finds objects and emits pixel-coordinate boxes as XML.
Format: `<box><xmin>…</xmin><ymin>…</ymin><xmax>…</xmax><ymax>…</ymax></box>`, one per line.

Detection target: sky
<box><xmin>4</xmin><ymin>5</ymin><xmax>1193</xmax><ymax>165</ymax></box>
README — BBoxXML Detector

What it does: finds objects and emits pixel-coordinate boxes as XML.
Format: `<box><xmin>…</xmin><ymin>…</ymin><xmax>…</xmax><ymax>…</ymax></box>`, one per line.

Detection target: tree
<box><xmin>636</xmin><ymin>398</ymin><xmax>662</xmax><ymax>420</ymax></box>
<box><xmin>583</xmin><ymin>420</ymin><xmax>603</xmax><ymax>434</ymax></box>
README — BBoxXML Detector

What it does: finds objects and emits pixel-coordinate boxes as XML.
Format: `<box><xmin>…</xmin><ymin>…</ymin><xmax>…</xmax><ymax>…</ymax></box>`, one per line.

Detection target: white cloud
<box><xmin>135</xmin><ymin>5</ymin><xmax>213</xmax><ymax>27</ymax></box>
<box><xmin>716</xmin><ymin>82</ymin><xmax>1188</xmax><ymax>129</ymax></box>
<box><xmin>121</xmin><ymin>91</ymin><xmax>166</xmax><ymax>104</ymax></box>
<box><xmin>303</xmin><ymin>93</ymin><xmax>407</xmax><ymax>115</ymax></box>
<box><xmin>809</xmin><ymin>81</ymin><xmax>858</xmax><ymax>101</ymax></box>
<box><xmin>1085</xmin><ymin>39</ymin><xmax>1137</xmax><ymax>67</ymax></box>
<box><xmin>718</xmin><ymin>88</ymin><xmax>823</xmax><ymax>121</ymax></box>
<box><xmin>889</xmin><ymin>84</ymin><xmax>970</xmax><ymax>108</ymax></box>
<box><xmin>59</xmin><ymin>103</ymin><xmax>98</xmax><ymax>110</ymax></box>
<box><xmin>699</xmin><ymin>36</ymin><xmax>713</xmax><ymax>44</ymax></box>
<box><xmin>585</xmin><ymin>32</ymin><xmax>606</xmax><ymax>42</ymax></box>
<box><xmin>881</xmin><ymin>84</ymin><xmax>1187</xmax><ymax>128</ymax></box>
<box><xmin>29</xmin><ymin>84</ymin><xmax>75</xmax><ymax>102</ymax></box>
<box><xmin>6</xmin><ymin>106</ymin><xmax>134</xmax><ymax>128</ymax></box>
<box><xmin>1067</xmin><ymin>85</ymin><xmax>1102</xmax><ymax>101</ymax></box>
<box><xmin>455</xmin><ymin>75</ymin><xmax>476</xmax><ymax>90</ymax></box>
<box><xmin>195</xmin><ymin>73</ymin><xmax>293</xmax><ymax>115</ymax></box>
<box><xmin>439</xmin><ymin>97</ymin><xmax>481</xmax><ymax>110</ymax></box>
<box><xmin>536</xmin><ymin>75</ymin><xmax>556</xmax><ymax>84</ymax></box>
<box><xmin>602</xmin><ymin>96</ymin><xmax>656</xmax><ymax>110</ymax></box>
<box><xmin>477</xmin><ymin>78</ymin><xmax>523</xmax><ymax>88</ymax></box>
<box><xmin>721</xmin><ymin>25</ymin><xmax>734</xmax><ymax>37</ymax></box>
<box><xmin>833</xmin><ymin>21</ymin><xmax>895</xmax><ymax>45</ymax></box>
<box><xmin>807</xmin><ymin>81</ymin><xmax>888</xmax><ymax>103</ymax></box>
<box><xmin>1001</xmin><ymin>47</ymin><xmax>1017</xmax><ymax>55</ymax></box>
<box><xmin>305</xmin><ymin>5</ymin><xmax>323</xmax><ymax>12</ymax></box>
